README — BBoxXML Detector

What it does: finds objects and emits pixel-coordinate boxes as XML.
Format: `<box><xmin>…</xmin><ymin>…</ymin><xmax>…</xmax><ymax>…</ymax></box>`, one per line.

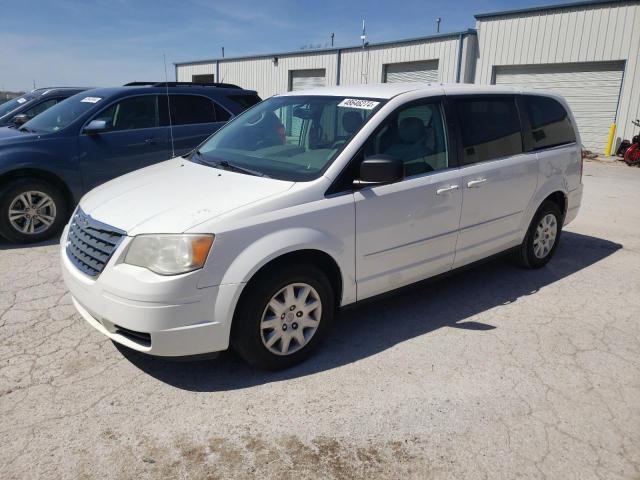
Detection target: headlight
<box><xmin>123</xmin><ymin>234</ymin><xmax>214</xmax><ymax>275</ymax></box>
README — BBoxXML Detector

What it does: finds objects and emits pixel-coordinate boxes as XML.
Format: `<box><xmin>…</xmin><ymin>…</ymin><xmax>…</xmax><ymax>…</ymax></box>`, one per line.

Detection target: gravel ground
<box><xmin>1</xmin><ymin>161</ymin><xmax>639</xmax><ymax>480</ymax></box>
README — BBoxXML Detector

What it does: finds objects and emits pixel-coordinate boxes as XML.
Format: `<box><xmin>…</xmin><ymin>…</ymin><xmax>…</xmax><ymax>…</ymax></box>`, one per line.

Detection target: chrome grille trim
<box><xmin>65</xmin><ymin>208</ymin><xmax>126</xmax><ymax>277</ymax></box>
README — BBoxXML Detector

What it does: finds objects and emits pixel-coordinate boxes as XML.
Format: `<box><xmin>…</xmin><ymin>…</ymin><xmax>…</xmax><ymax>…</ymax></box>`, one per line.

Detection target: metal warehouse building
<box><xmin>176</xmin><ymin>0</ymin><xmax>640</xmax><ymax>152</ymax></box>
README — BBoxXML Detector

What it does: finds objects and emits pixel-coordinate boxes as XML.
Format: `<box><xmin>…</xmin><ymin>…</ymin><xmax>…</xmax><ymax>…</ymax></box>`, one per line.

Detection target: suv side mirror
<box><xmin>84</xmin><ymin>120</ymin><xmax>107</xmax><ymax>135</ymax></box>
<box><xmin>12</xmin><ymin>114</ymin><xmax>29</xmax><ymax>126</ymax></box>
<box><xmin>354</xmin><ymin>155</ymin><xmax>404</xmax><ymax>187</ymax></box>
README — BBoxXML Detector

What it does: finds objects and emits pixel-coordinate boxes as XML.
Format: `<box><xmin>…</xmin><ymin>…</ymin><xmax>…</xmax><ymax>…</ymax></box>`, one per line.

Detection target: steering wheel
<box><xmin>244</xmin><ymin>111</ymin><xmax>266</xmax><ymax>127</ymax></box>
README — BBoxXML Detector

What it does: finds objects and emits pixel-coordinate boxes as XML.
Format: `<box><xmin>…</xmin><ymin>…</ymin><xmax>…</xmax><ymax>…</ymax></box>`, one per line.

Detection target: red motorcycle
<box><xmin>621</xmin><ymin>119</ymin><xmax>640</xmax><ymax>166</ymax></box>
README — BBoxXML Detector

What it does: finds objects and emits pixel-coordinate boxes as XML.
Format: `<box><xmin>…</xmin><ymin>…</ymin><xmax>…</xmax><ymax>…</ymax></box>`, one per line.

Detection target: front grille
<box><xmin>66</xmin><ymin>208</ymin><xmax>126</xmax><ymax>277</ymax></box>
<box><xmin>114</xmin><ymin>325</ymin><xmax>151</xmax><ymax>347</ymax></box>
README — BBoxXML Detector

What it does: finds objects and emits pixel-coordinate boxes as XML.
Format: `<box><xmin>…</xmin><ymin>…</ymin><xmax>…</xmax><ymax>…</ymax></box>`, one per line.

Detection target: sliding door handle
<box><xmin>436</xmin><ymin>185</ymin><xmax>459</xmax><ymax>195</ymax></box>
<box><xmin>467</xmin><ymin>178</ymin><xmax>487</xmax><ymax>188</ymax></box>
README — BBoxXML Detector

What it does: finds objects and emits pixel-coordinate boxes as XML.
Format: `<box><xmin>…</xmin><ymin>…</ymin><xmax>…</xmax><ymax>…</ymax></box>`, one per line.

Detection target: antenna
<box><xmin>163</xmin><ymin>54</ymin><xmax>176</xmax><ymax>158</ymax></box>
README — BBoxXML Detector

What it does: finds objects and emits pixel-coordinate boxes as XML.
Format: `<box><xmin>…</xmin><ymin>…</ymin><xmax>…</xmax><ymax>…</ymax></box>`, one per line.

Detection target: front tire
<box><xmin>231</xmin><ymin>264</ymin><xmax>335</xmax><ymax>370</ymax></box>
<box><xmin>0</xmin><ymin>179</ymin><xmax>67</xmax><ymax>244</ymax></box>
<box><xmin>516</xmin><ymin>200</ymin><xmax>563</xmax><ymax>269</ymax></box>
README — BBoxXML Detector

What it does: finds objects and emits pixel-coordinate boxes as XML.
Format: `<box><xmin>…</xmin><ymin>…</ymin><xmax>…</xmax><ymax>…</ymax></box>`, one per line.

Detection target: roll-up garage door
<box><xmin>494</xmin><ymin>62</ymin><xmax>624</xmax><ymax>152</ymax></box>
<box><xmin>384</xmin><ymin>60</ymin><xmax>439</xmax><ymax>83</ymax></box>
<box><xmin>289</xmin><ymin>69</ymin><xmax>326</xmax><ymax>91</ymax></box>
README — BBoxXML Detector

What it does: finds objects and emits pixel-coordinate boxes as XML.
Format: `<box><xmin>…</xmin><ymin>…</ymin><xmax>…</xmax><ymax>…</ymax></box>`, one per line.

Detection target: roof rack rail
<box><xmin>123</xmin><ymin>81</ymin><xmax>242</xmax><ymax>89</ymax></box>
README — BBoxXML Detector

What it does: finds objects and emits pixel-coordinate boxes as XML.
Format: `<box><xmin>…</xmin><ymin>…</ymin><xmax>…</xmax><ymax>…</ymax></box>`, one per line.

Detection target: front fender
<box><xmin>199</xmin><ymin>226</ymin><xmax>354</xmax><ymax>305</ymax></box>
<box><xmin>0</xmin><ymin>139</ymin><xmax>81</xmax><ymax>201</ymax></box>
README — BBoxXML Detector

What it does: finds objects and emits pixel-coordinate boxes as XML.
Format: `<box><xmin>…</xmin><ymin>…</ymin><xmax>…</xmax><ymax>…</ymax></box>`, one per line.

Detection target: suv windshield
<box><xmin>23</xmin><ymin>93</ymin><xmax>102</xmax><ymax>133</ymax></box>
<box><xmin>0</xmin><ymin>94</ymin><xmax>35</xmax><ymax>119</ymax></box>
<box><xmin>193</xmin><ymin>95</ymin><xmax>385</xmax><ymax>181</ymax></box>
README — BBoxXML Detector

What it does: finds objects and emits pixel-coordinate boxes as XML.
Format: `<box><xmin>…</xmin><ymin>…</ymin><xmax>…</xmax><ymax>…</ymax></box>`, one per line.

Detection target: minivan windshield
<box><xmin>23</xmin><ymin>93</ymin><xmax>102</xmax><ymax>133</ymax></box>
<box><xmin>0</xmin><ymin>95</ymin><xmax>35</xmax><ymax>119</ymax></box>
<box><xmin>193</xmin><ymin>95</ymin><xmax>385</xmax><ymax>181</ymax></box>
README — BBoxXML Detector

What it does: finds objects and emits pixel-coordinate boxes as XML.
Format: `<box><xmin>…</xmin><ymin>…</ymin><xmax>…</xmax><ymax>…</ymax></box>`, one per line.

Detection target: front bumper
<box><xmin>60</xmin><ymin>228</ymin><xmax>243</xmax><ymax>357</ymax></box>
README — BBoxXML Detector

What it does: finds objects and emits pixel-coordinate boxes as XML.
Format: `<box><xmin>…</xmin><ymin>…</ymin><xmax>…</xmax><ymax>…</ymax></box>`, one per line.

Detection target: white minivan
<box><xmin>61</xmin><ymin>83</ymin><xmax>583</xmax><ymax>370</ymax></box>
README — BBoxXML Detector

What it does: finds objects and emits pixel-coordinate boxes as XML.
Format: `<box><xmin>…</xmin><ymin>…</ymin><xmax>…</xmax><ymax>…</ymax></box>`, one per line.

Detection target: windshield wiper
<box><xmin>192</xmin><ymin>150</ymin><xmax>269</xmax><ymax>178</ymax></box>
<box><xmin>19</xmin><ymin>126</ymin><xmax>37</xmax><ymax>133</ymax></box>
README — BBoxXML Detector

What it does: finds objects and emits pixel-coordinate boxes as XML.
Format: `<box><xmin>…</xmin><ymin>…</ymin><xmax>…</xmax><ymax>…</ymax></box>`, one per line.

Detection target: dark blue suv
<box><xmin>0</xmin><ymin>87</ymin><xmax>89</xmax><ymax>127</ymax></box>
<box><xmin>0</xmin><ymin>82</ymin><xmax>261</xmax><ymax>243</ymax></box>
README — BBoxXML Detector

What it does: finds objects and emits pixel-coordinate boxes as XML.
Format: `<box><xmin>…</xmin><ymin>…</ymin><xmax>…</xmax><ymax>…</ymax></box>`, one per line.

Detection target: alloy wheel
<box><xmin>8</xmin><ymin>191</ymin><xmax>57</xmax><ymax>235</ymax></box>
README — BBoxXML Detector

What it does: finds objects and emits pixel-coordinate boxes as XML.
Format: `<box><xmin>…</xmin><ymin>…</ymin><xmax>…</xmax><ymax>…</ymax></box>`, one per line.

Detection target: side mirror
<box><xmin>12</xmin><ymin>114</ymin><xmax>29</xmax><ymax>126</ymax></box>
<box><xmin>354</xmin><ymin>155</ymin><xmax>404</xmax><ymax>187</ymax></box>
<box><xmin>83</xmin><ymin>120</ymin><xmax>107</xmax><ymax>135</ymax></box>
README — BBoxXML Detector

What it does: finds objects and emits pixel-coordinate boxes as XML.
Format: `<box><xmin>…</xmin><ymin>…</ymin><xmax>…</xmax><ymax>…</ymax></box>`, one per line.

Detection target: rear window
<box><xmin>455</xmin><ymin>97</ymin><xmax>523</xmax><ymax>165</ymax></box>
<box><xmin>524</xmin><ymin>96</ymin><xmax>576</xmax><ymax>149</ymax></box>
<box><xmin>227</xmin><ymin>94</ymin><xmax>262</xmax><ymax>109</ymax></box>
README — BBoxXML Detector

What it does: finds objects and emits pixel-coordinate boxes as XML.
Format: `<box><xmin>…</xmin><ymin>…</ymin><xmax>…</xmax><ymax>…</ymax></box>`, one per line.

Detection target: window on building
<box><xmin>455</xmin><ymin>97</ymin><xmax>523</xmax><ymax>164</ymax></box>
<box><xmin>192</xmin><ymin>74</ymin><xmax>215</xmax><ymax>83</ymax></box>
<box><xmin>524</xmin><ymin>95</ymin><xmax>576</xmax><ymax>149</ymax></box>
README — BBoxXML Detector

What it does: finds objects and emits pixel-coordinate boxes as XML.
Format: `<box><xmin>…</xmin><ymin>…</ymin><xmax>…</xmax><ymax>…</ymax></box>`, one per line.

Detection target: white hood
<box><xmin>80</xmin><ymin>158</ymin><xmax>294</xmax><ymax>234</ymax></box>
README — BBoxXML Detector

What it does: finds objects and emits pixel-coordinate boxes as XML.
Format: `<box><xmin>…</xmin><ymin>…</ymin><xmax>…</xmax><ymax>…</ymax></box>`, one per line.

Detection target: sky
<box><xmin>1</xmin><ymin>0</ymin><xmax>570</xmax><ymax>91</ymax></box>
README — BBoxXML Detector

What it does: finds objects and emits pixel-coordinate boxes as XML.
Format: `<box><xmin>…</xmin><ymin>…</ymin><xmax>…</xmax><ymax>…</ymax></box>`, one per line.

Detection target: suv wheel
<box><xmin>516</xmin><ymin>200</ymin><xmax>563</xmax><ymax>269</ymax></box>
<box><xmin>0</xmin><ymin>179</ymin><xmax>67</xmax><ymax>244</ymax></box>
<box><xmin>232</xmin><ymin>264</ymin><xmax>335</xmax><ymax>370</ymax></box>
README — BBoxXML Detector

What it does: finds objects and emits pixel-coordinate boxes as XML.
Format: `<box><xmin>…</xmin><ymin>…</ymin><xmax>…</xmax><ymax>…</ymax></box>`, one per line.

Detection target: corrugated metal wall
<box><xmin>475</xmin><ymin>1</ymin><xmax>640</xmax><ymax>151</ymax></box>
<box><xmin>339</xmin><ymin>36</ymin><xmax>460</xmax><ymax>85</ymax></box>
<box><xmin>176</xmin><ymin>63</ymin><xmax>215</xmax><ymax>81</ymax></box>
<box><xmin>176</xmin><ymin>34</ymin><xmax>471</xmax><ymax>99</ymax></box>
<box><xmin>216</xmin><ymin>51</ymin><xmax>338</xmax><ymax>98</ymax></box>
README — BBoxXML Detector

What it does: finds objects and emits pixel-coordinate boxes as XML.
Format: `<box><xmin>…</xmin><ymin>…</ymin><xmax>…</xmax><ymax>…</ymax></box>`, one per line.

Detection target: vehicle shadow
<box><xmin>117</xmin><ymin>231</ymin><xmax>622</xmax><ymax>391</ymax></box>
<box><xmin>0</xmin><ymin>236</ymin><xmax>60</xmax><ymax>250</ymax></box>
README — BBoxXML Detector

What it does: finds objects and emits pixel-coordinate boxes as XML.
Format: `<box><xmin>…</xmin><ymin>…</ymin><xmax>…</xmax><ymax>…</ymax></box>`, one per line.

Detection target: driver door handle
<box><xmin>436</xmin><ymin>184</ymin><xmax>459</xmax><ymax>195</ymax></box>
<box><xmin>144</xmin><ymin>137</ymin><xmax>158</xmax><ymax>145</ymax></box>
<box><xmin>467</xmin><ymin>178</ymin><xmax>487</xmax><ymax>188</ymax></box>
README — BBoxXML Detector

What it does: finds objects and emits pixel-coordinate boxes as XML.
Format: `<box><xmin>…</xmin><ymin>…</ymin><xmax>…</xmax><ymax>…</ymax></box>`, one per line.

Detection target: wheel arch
<box><xmin>519</xmin><ymin>179</ymin><xmax>569</xmax><ymax>240</ymax></box>
<box><xmin>0</xmin><ymin>168</ymin><xmax>74</xmax><ymax>213</ymax></box>
<box><xmin>241</xmin><ymin>249</ymin><xmax>344</xmax><ymax>309</ymax></box>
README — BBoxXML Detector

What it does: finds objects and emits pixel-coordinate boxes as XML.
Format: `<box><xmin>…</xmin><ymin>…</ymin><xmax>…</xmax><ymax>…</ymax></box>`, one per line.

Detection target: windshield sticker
<box><xmin>338</xmin><ymin>98</ymin><xmax>380</xmax><ymax>110</ymax></box>
<box><xmin>81</xmin><ymin>96</ymin><xmax>102</xmax><ymax>104</ymax></box>
<box><xmin>16</xmin><ymin>98</ymin><xmax>27</xmax><ymax>104</ymax></box>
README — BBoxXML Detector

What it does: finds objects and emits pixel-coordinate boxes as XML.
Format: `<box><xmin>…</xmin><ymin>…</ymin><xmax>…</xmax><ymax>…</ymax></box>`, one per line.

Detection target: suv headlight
<box><xmin>123</xmin><ymin>234</ymin><xmax>214</xmax><ymax>275</ymax></box>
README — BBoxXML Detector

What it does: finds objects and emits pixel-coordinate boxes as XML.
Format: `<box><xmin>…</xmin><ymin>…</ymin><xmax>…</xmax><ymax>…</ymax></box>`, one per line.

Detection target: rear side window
<box><xmin>161</xmin><ymin>95</ymin><xmax>216</xmax><ymax>125</ymax></box>
<box><xmin>524</xmin><ymin>96</ymin><xmax>576</xmax><ymax>149</ymax></box>
<box><xmin>158</xmin><ymin>95</ymin><xmax>230</xmax><ymax>125</ymax></box>
<box><xmin>454</xmin><ymin>97</ymin><xmax>523</xmax><ymax>165</ymax></box>
<box><xmin>227</xmin><ymin>94</ymin><xmax>262</xmax><ymax>109</ymax></box>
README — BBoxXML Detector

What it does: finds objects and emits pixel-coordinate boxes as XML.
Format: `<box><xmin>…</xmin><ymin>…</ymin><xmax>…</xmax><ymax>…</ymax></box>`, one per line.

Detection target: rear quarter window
<box><xmin>227</xmin><ymin>94</ymin><xmax>262</xmax><ymax>110</ymax></box>
<box><xmin>524</xmin><ymin>95</ymin><xmax>576</xmax><ymax>149</ymax></box>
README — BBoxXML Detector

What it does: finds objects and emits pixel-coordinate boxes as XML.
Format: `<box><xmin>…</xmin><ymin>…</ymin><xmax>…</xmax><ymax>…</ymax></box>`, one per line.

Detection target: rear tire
<box><xmin>0</xmin><ymin>179</ymin><xmax>67</xmax><ymax>244</ymax></box>
<box><xmin>516</xmin><ymin>200</ymin><xmax>563</xmax><ymax>269</ymax></box>
<box><xmin>231</xmin><ymin>264</ymin><xmax>335</xmax><ymax>370</ymax></box>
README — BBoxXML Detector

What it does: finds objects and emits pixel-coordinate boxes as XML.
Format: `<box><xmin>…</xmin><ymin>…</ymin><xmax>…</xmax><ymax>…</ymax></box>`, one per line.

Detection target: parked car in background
<box><xmin>60</xmin><ymin>83</ymin><xmax>583</xmax><ymax>370</ymax></box>
<box><xmin>0</xmin><ymin>82</ymin><xmax>261</xmax><ymax>243</ymax></box>
<box><xmin>0</xmin><ymin>87</ymin><xmax>89</xmax><ymax>127</ymax></box>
